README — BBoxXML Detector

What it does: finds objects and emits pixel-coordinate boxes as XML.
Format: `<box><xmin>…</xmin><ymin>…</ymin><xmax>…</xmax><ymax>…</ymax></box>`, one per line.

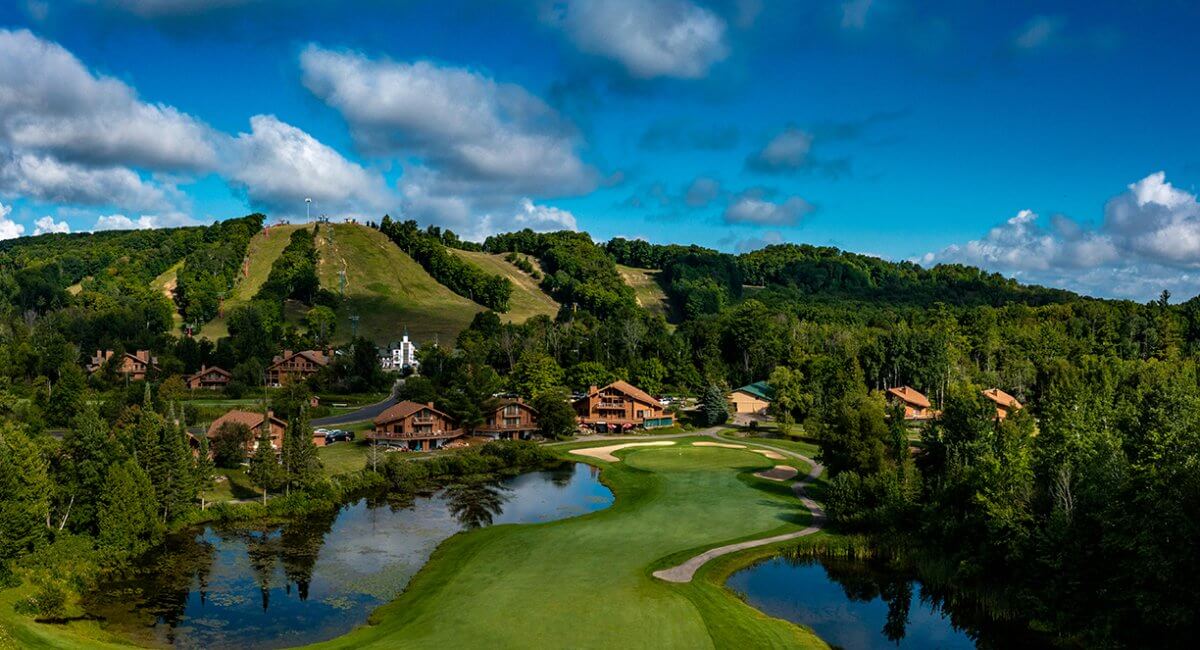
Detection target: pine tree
<box><xmin>0</xmin><ymin>424</ymin><xmax>51</xmax><ymax>568</ymax></box>
<box><xmin>247</xmin><ymin>426</ymin><xmax>281</xmax><ymax>505</ymax></box>
<box><xmin>280</xmin><ymin>404</ymin><xmax>320</xmax><ymax>495</ymax></box>
<box><xmin>59</xmin><ymin>405</ymin><xmax>119</xmax><ymax>534</ymax></box>
<box><xmin>52</xmin><ymin>362</ymin><xmax>87</xmax><ymax>427</ymax></box>
<box><xmin>702</xmin><ymin>384</ymin><xmax>730</xmax><ymax>426</ymax></box>
<box><xmin>97</xmin><ymin>459</ymin><xmax>162</xmax><ymax>557</ymax></box>
<box><xmin>157</xmin><ymin>404</ymin><xmax>196</xmax><ymax>522</ymax></box>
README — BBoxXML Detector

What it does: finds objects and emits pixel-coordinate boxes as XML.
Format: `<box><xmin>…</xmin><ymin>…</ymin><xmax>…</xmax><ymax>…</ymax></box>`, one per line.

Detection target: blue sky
<box><xmin>0</xmin><ymin>0</ymin><xmax>1199</xmax><ymax>300</ymax></box>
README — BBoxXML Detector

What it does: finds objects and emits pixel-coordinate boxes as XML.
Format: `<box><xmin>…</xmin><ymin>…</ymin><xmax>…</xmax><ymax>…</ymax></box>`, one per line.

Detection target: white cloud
<box><xmin>33</xmin><ymin>215</ymin><xmax>69</xmax><ymax>235</ymax></box>
<box><xmin>723</xmin><ymin>192</ymin><xmax>814</xmax><ymax>226</ymax></box>
<box><xmin>0</xmin><ymin>201</ymin><xmax>25</xmax><ymax>240</ymax></box>
<box><xmin>924</xmin><ymin>172</ymin><xmax>1200</xmax><ymax>300</ymax></box>
<box><xmin>93</xmin><ymin>214</ymin><xmax>159</xmax><ymax>231</ymax></box>
<box><xmin>746</xmin><ymin>127</ymin><xmax>814</xmax><ymax>172</ymax></box>
<box><xmin>1013</xmin><ymin>16</ymin><xmax>1063</xmax><ymax>51</ymax></box>
<box><xmin>0</xmin><ymin>149</ymin><xmax>172</xmax><ymax>211</ymax></box>
<box><xmin>0</xmin><ymin>29</ymin><xmax>216</xmax><ymax>171</ymax></box>
<box><xmin>510</xmin><ymin>199</ymin><xmax>577</xmax><ymax>231</ymax></box>
<box><xmin>225</xmin><ymin>114</ymin><xmax>392</xmax><ymax>217</ymax></box>
<box><xmin>545</xmin><ymin>0</ymin><xmax>729</xmax><ymax>79</ymax></box>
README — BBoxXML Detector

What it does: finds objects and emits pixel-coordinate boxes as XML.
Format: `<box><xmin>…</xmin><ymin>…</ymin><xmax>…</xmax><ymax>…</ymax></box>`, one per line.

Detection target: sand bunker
<box><xmin>570</xmin><ymin>441</ymin><xmax>676</xmax><ymax>463</ymax></box>
<box><xmin>748</xmin><ymin>448</ymin><xmax>785</xmax><ymax>460</ymax></box>
<box><xmin>692</xmin><ymin>441</ymin><xmax>745</xmax><ymax>449</ymax></box>
<box><xmin>754</xmin><ymin>465</ymin><xmax>800</xmax><ymax>481</ymax></box>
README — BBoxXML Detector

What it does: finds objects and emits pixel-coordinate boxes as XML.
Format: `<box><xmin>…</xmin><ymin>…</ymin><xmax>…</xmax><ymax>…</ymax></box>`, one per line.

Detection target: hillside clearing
<box><xmin>315</xmin><ymin>223</ymin><xmax>482</xmax><ymax>345</ymax></box>
<box><xmin>199</xmin><ymin>223</ymin><xmax>303</xmax><ymax>339</ymax></box>
<box><xmin>617</xmin><ymin>264</ymin><xmax>673</xmax><ymax>321</ymax></box>
<box><xmin>449</xmin><ymin>249</ymin><xmax>560</xmax><ymax>322</ymax></box>
<box><xmin>149</xmin><ymin>261</ymin><xmax>184</xmax><ymax>330</ymax></box>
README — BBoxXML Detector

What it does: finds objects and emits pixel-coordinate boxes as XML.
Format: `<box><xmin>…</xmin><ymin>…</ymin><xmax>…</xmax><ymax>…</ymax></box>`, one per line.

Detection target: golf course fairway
<box><xmin>308</xmin><ymin>442</ymin><xmax>827</xmax><ymax>649</ymax></box>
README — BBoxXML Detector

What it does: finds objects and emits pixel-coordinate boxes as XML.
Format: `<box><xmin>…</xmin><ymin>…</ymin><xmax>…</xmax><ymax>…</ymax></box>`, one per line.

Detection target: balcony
<box><xmin>597</xmin><ymin>400</ymin><xmax>626</xmax><ymax>410</ymax></box>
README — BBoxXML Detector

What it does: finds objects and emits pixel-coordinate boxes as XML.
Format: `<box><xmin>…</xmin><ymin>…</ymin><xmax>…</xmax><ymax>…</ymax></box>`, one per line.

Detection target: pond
<box><xmin>727</xmin><ymin>555</ymin><xmax>1048</xmax><ymax>650</ymax></box>
<box><xmin>82</xmin><ymin>463</ymin><xmax>612</xmax><ymax>649</ymax></box>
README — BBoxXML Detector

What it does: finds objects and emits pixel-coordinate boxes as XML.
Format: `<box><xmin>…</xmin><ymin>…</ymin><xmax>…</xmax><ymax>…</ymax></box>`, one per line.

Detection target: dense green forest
<box><xmin>0</xmin><ymin>217</ymin><xmax>1198</xmax><ymax>645</ymax></box>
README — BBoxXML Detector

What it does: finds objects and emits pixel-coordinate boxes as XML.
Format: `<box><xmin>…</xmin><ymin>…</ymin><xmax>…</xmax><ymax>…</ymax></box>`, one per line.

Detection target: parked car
<box><xmin>323</xmin><ymin>429</ymin><xmax>355</xmax><ymax>443</ymax></box>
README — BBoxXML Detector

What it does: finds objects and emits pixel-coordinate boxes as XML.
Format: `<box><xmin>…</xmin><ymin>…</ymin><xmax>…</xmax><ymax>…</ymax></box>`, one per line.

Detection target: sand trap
<box><xmin>692</xmin><ymin>441</ymin><xmax>745</xmax><ymax>449</ymax></box>
<box><xmin>570</xmin><ymin>441</ymin><xmax>676</xmax><ymax>463</ymax></box>
<box><xmin>748</xmin><ymin>448</ymin><xmax>785</xmax><ymax>460</ymax></box>
<box><xmin>754</xmin><ymin>465</ymin><xmax>799</xmax><ymax>481</ymax></box>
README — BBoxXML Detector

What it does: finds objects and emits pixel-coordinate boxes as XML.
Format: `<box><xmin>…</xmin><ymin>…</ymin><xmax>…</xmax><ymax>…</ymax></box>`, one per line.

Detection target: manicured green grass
<box><xmin>0</xmin><ymin>588</ymin><xmax>131</xmax><ymax>650</ymax></box>
<box><xmin>449</xmin><ymin>249</ymin><xmax>560</xmax><ymax>322</ymax></box>
<box><xmin>617</xmin><ymin>263</ymin><xmax>674</xmax><ymax>322</ymax></box>
<box><xmin>315</xmin><ymin>223</ymin><xmax>482</xmax><ymax>345</ymax></box>
<box><xmin>200</xmin><ymin>224</ymin><xmax>303</xmax><ymax>339</ymax></box>
<box><xmin>308</xmin><ymin>441</ymin><xmax>826</xmax><ymax>649</ymax></box>
<box><xmin>318</xmin><ymin>439</ymin><xmax>370</xmax><ymax>476</ymax></box>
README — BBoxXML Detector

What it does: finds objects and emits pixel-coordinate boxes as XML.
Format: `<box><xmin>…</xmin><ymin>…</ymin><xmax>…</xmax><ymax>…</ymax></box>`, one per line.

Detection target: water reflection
<box><xmin>82</xmin><ymin>462</ymin><xmax>612</xmax><ymax>649</ymax></box>
<box><xmin>727</xmin><ymin>556</ymin><xmax>1048</xmax><ymax>650</ymax></box>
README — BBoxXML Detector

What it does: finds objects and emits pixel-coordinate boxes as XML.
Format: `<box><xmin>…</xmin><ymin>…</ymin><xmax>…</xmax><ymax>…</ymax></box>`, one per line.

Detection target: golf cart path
<box><xmin>651</xmin><ymin>435</ymin><xmax>826</xmax><ymax>584</ymax></box>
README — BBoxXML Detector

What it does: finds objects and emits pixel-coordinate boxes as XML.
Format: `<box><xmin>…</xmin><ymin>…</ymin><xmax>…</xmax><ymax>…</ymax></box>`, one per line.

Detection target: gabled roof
<box><xmin>269</xmin><ymin>349</ymin><xmax>329</xmax><ymax>369</ymax></box>
<box><xmin>591</xmin><ymin>380</ymin><xmax>663</xmax><ymax>408</ymax></box>
<box><xmin>982</xmin><ymin>388</ymin><xmax>1022</xmax><ymax>410</ymax></box>
<box><xmin>191</xmin><ymin>365</ymin><xmax>231</xmax><ymax>379</ymax></box>
<box><xmin>489</xmin><ymin>397</ymin><xmax>538</xmax><ymax>415</ymax></box>
<box><xmin>886</xmin><ymin>386</ymin><xmax>931</xmax><ymax>409</ymax></box>
<box><xmin>733</xmin><ymin>381</ymin><xmax>774</xmax><ymax>402</ymax></box>
<box><xmin>374</xmin><ymin>400</ymin><xmax>453</xmax><ymax>426</ymax></box>
<box><xmin>206</xmin><ymin>409</ymin><xmax>285</xmax><ymax>438</ymax></box>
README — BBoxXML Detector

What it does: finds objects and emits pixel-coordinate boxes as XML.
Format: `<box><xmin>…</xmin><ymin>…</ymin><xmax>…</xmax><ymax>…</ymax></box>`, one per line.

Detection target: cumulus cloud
<box><xmin>545</xmin><ymin>0</ymin><xmax>729</xmax><ymax>79</ymax></box>
<box><xmin>94</xmin><ymin>214</ymin><xmax>159</xmax><ymax>231</ymax></box>
<box><xmin>746</xmin><ymin>128</ymin><xmax>813</xmax><ymax>172</ymax></box>
<box><xmin>33</xmin><ymin>215</ymin><xmax>69</xmax><ymax>235</ymax></box>
<box><xmin>723</xmin><ymin>191</ymin><xmax>814</xmax><ymax>226</ymax></box>
<box><xmin>0</xmin><ymin>201</ymin><xmax>25</xmax><ymax>240</ymax></box>
<box><xmin>684</xmin><ymin>177</ymin><xmax>721</xmax><ymax>207</ymax></box>
<box><xmin>0</xmin><ymin>29</ymin><xmax>216</xmax><ymax>171</ymax></box>
<box><xmin>924</xmin><ymin>172</ymin><xmax>1200</xmax><ymax>300</ymax></box>
<box><xmin>0</xmin><ymin>149</ymin><xmax>172</xmax><ymax>211</ymax></box>
<box><xmin>225</xmin><ymin>114</ymin><xmax>392</xmax><ymax>216</ymax></box>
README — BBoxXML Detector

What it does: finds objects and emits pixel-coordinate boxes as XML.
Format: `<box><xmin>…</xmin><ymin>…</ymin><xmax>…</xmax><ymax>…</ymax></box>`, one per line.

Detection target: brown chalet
<box><xmin>87</xmin><ymin>350</ymin><xmax>159</xmax><ymax>381</ymax></box>
<box><xmin>206</xmin><ymin>409</ymin><xmax>288</xmax><ymax>453</ymax></box>
<box><xmin>886</xmin><ymin>386</ymin><xmax>937</xmax><ymax>421</ymax></box>
<box><xmin>982</xmin><ymin>388</ymin><xmax>1023</xmax><ymax>420</ymax></box>
<box><xmin>574</xmin><ymin>380</ymin><xmax>674</xmax><ymax>432</ymax></box>
<box><xmin>368</xmin><ymin>401</ymin><xmax>463</xmax><ymax>451</ymax></box>
<box><xmin>185</xmin><ymin>365</ymin><xmax>231</xmax><ymax>390</ymax></box>
<box><xmin>266</xmin><ymin>350</ymin><xmax>329</xmax><ymax>386</ymax></box>
<box><xmin>477</xmin><ymin>398</ymin><xmax>539</xmax><ymax>440</ymax></box>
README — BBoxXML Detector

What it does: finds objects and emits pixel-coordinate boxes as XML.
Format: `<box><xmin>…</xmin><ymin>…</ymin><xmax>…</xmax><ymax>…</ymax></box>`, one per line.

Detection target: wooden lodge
<box><xmin>368</xmin><ymin>400</ymin><xmax>463</xmax><ymax>451</ymax></box>
<box><xmin>266</xmin><ymin>350</ymin><xmax>329</xmax><ymax>386</ymax></box>
<box><xmin>477</xmin><ymin>398</ymin><xmax>539</xmax><ymax>440</ymax></box>
<box><xmin>573</xmin><ymin>380</ymin><xmax>674</xmax><ymax>432</ymax></box>
<box><xmin>729</xmin><ymin>381</ymin><xmax>773</xmax><ymax>415</ymax></box>
<box><xmin>206</xmin><ymin>409</ymin><xmax>288</xmax><ymax>453</ymax></box>
<box><xmin>982</xmin><ymin>388</ymin><xmax>1023</xmax><ymax>420</ymax></box>
<box><xmin>185</xmin><ymin>365</ymin><xmax>232</xmax><ymax>390</ymax></box>
<box><xmin>87</xmin><ymin>349</ymin><xmax>159</xmax><ymax>381</ymax></box>
<box><xmin>886</xmin><ymin>386</ymin><xmax>937</xmax><ymax>421</ymax></box>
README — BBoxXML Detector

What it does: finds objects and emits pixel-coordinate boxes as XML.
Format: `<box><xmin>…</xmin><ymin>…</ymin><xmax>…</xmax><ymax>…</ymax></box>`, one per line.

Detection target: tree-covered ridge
<box><xmin>255</xmin><ymin>225</ymin><xmax>320</xmax><ymax>304</ymax></box>
<box><xmin>486</xmin><ymin>229</ymin><xmax>638</xmax><ymax>319</ymax></box>
<box><xmin>378</xmin><ymin>216</ymin><xmax>512</xmax><ymax>312</ymax></box>
<box><xmin>174</xmin><ymin>214</ymin><xmax>263</xmax><ymax>326</ymax></box>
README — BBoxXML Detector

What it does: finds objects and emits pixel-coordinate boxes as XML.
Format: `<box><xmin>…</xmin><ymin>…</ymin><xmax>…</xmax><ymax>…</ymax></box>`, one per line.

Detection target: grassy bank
<box><xmin>309</xmin><ymin>440</ymin><xmax>826</xmax><ymax>649</ymax></box>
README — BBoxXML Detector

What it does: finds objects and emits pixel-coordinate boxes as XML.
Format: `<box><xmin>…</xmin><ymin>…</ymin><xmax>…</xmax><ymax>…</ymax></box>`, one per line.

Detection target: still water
<box><xmin>727</xmin><ymin>555</ymin><xmax>1045</xmax><ymax>650</ymax></box>
<box><xmin>83</xmin><ymin>463</ymin><xmax>612</xmax><ymax>649</ymax></box>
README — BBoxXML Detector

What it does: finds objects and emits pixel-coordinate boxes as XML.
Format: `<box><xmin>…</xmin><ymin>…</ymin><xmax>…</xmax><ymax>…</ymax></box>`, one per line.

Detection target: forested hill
<box><xmin>604</xmin><ymin>237</ymin><xmax>1079</xmax><ymax>320</ymax></box>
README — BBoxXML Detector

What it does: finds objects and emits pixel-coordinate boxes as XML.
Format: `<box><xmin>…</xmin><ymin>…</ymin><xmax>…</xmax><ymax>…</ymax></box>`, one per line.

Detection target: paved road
<box><xmin>312</xmin><ymin>393</ymin><xmax>398</xmax><ymax>426</ymax></box>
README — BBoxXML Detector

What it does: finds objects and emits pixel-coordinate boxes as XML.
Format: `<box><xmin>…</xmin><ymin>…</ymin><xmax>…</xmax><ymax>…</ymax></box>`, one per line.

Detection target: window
<box><xmin>504</xmin><ymin>417</ymin><xmax>521</xmax><ymax>428</ymax></box>
<box><xmin>504</xmin><ymin>405</ymin><xmax>521</xmax><ymax>417</ymax></box>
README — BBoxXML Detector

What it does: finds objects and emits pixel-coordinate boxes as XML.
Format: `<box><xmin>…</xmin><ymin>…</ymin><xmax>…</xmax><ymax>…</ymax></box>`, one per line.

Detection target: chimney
<box><xmin>589</xmin><ymin>385</ymin><xmax>598</xmax><ymax>395</ymax></box>
<box><xmin>427</xmin><ymin>401</ymin><xmax>435</xmax><ymax>409</ymax></box>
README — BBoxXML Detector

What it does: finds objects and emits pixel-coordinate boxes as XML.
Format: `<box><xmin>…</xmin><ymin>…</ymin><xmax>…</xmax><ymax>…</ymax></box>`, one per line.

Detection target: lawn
<box><xmin>317</xmin><ymin>439</ymin><xmax>370</xmax><ymax>476</ymax></box>
<box><xmin>616</xmin><ymin>264</ymin><xmax>675</xmax><ymax>323</ymax></box>
<box><xmin>309</xmin><ymin>441</ymin><xmax>826</xmax><ymax>649</ymax></box>
<box><xmin>314</xmin><ymin>223</ymin><xmax>482</xmax><ymax>346</ymax></box>
<box><xmin>449</xmin><ymin>249</ymin><xmax>560</xmax><ymax>322</ymax></box>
